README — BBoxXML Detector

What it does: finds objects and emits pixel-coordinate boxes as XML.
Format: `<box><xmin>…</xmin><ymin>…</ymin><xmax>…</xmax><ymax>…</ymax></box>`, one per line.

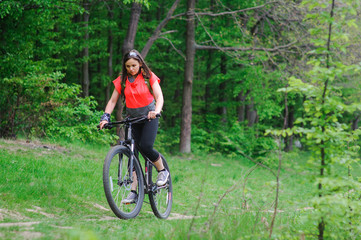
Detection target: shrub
<box><xmin>191</xmin><ymin>120</ymin><xmax>277</xmax><ymax>158</ymax></box>
<box><xmin>0</xmin><ymin>71</ymin><xmax>116</xmax><ymax>144</ymax></box>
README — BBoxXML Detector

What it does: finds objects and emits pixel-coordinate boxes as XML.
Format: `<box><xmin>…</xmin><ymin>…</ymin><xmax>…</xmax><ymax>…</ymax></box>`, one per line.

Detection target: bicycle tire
<box><xmin>103</xmin><ymin>145</ymin><xmax>144</xmax><ymax>219</ymax></box>
<box><xmin>148</xmin><ymin>154</ymin><xmax>173</xmax><ymax>219</ymax></box>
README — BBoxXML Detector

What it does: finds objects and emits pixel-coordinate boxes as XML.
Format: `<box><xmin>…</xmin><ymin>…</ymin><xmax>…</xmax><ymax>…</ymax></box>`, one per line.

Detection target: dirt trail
<box><xmin>0</xmin><ymin>139</ymin><xmax>69</xmax><ymax>153</ymax></box>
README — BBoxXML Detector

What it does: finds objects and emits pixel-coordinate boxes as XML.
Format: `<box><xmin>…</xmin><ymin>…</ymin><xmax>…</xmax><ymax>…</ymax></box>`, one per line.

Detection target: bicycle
<box><xmin>100</xmin><ymin>115</ymin><xmax>172</xmax><ymax>219</ymax></box>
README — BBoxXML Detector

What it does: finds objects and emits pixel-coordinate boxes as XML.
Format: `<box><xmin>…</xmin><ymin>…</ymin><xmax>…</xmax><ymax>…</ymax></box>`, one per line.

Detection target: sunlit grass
<box><xmin>0</xmin><ymin>138</ymin><xmax>338</xmax><ymax>239</ymax></box>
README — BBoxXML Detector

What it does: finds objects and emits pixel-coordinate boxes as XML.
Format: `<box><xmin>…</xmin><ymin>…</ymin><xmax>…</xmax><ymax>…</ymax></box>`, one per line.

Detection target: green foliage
<box><xmin>268</xmin><ymin>0</ymin><xmax>361</xmax><ymax>237</ymax></box>
<box><xmin>191</xmin><ymin>118</ymin><xmax>277</xmax><ymax>158</ymax></box>
<box><xmin>0</xmin><ymin>0</ymin><xmax>118</xmax><ymax>143</ymax></box>
<box><xmin>42</xmin><ymin>81</ymin><xmax>117</xmax><ymax>144</ymax></box>
<box><xmin>123</xmin><ymin>0</ymin><xmax>150</xmax><ymax>9</ymax></box>
<box><xmin>0</xmin><ymin>0</ymin><xmax>302</xmax><ymax>154</ymax></box>
<box><xmin>154</xmin><ymin>125</ymin><xmax>180</xmax><ymax>154</ymax></box>
<box><xmin>0</xmin><ymin>71</ymin><xmax>59</xmax><ymax>138</ymax></box>
<box><xmin>0</xmin><ymin>70</ymin><xmax>116</xmax><ymax>144</ymax></box>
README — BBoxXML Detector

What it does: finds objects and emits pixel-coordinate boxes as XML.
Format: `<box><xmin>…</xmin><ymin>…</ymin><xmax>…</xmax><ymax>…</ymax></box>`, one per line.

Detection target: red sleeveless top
<box><xmin>113</xmin><ymin>72</ymin><xmax>160</xmax><ymax>109</ymax></box>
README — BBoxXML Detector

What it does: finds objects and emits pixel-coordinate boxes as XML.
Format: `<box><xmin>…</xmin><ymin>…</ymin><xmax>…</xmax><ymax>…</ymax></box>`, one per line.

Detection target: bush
<box><xmin>0</xmin><ymin>71</ymin><xmax>116</xmax><ymax>144</ymax></box>
<box><xmin>191</xmin><ymin>120</ymin><xmax>277</xmax><ymax>158</ymax></box>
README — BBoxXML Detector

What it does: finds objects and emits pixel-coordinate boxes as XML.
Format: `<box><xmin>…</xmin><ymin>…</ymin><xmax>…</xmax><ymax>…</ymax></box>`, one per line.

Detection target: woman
<box><xmin>99</xmin><ymin>49</ymin><xmax>169</xmax><ymax>204</ymax></box>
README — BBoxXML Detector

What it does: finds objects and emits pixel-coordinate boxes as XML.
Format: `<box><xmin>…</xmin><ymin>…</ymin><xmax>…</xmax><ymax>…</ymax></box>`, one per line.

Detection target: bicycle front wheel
<box><xmin>148</xmin><ymin>154</ymin><xmax>173</xmax><ymax>219</ymax></box>
<box><xmin>103</xmin><ymin>145</ymin><xmax>144</xmax><ymax>219</ymax></box>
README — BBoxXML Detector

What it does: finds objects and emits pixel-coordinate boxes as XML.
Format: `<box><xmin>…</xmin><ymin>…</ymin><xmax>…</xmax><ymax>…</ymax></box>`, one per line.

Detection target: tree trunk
<box><xmin>106</xmin><ymin>3</ymin><xmax>114</xmax><ymax>105</ymax></box>
<box><xmin>82</xmin><ymin>0</ymin><xmax>90</xmax><ymax>97</ymax></box>
<box><xmin>318</xmin><ymin>1</ymin><xmax>335</xmax><ymax>238</ymax></box>
<box><xmin>205</xmin><ymin>50</ymin><xmax>213</xmax><ymax>115</ymax></box>
<box><xmin>246</xmin><ymin>99</ymin><xmax>257</xmax><ymax>127</ymax></box>
<box><xmin>284</xmin><ymin>105</ymin><xmax>294</xmax><ymax>152</ymax></box>
<box><xmin>180</xmin><ymin>0</ymin><xmax>196</xmax><ymax>153</ymax></box>
<box><xmin>116</xmin><ymin>2</ymin><xmax>142</xmax><ymax>124</ymax></box>
<box><xmin>204</xmin><ymin>0</ymin><xmax>215</xmax><ymax>119</ymax></box>
<box><xmin>237</xmin><ymin>92</ymin><xmax>246</xmax><ymax>122</ymax></box>
<box><xmin>352</xmin><ymin>114</ymin><xmax>360</xmax><ymax>130</ymax></box>
<box><xmin>219</xmin><ymin>54</ymin><xmax>227</xmax><ymax>122</ymax></box>
<box><xmin>122</xmin><ymin>2</ymin><xmax>142</xmax><ymax>54</ymax></box>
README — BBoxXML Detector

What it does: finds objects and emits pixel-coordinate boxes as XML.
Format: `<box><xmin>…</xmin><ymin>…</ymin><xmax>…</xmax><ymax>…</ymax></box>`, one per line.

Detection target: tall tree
<box><xmin>106</xmin><ymin>2</ymin><xmax>114</xmax><ymax>103</ymax></box>
<box><xmin>179</xmin><ymin>0</ymin><xmax>196</xmax><ymax>153</ymax></box>
<box><xmin>219</xmin><ymin>54</ymin><xmax>227</xmax><ymax>122</ymax></box>
<box><xmin>82</xmin><ymin>0</ymin><xmax>90</xmax><ymax>97</ymax></box>
<box><xmin>122</xmin><ymin>2</ymin><xmax>142</xmax><ymax>54</ymax></box>
<box><xmin>116</xmin><ymin>1</ymin><xmax>142</xmax><ymax>124</ymax></box>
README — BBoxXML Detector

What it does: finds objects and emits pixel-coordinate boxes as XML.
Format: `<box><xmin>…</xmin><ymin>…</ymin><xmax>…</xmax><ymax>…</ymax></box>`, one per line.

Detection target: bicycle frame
<box><xmin>125</xmin><ymin>145</ymin><xmax>155</xmax><ymax>195</ymax></box>
<box><xmin>114</xmin><ymin>117</ymin><xmax>158</xmax><ymax>195</ymax></box>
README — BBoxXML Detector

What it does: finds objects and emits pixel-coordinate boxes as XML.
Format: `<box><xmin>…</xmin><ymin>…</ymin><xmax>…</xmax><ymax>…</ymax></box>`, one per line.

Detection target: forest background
<box><xmin>1</xmin><ymin>0</ymin><xmax>361</xmax><ymax>239</ymax></box>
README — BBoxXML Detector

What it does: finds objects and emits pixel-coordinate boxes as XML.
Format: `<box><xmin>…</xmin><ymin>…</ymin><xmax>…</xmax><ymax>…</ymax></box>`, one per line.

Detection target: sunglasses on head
<box><xmin>129</xmin><ymin>51</ymin><xmax>137</xmax><ymax>57</ymax></box>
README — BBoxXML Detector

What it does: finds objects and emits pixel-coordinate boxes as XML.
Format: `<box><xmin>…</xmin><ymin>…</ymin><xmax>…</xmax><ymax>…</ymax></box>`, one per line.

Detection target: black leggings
<box><xmin>131</xmin><ymin>118</ymin><xmax>160</xmax><ymax>162</ymax></box>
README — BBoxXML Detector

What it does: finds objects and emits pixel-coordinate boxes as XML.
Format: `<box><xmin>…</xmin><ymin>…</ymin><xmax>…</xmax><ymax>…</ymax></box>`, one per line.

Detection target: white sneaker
<box><xmin>156</xmin><ymin>169</ymin><xmax>169</xmax><ymax>186</ymax></box>
<box><xmin>121</xmin><ymin>191</ymin><xmax>138</xmax><ymax>204</ymax></box>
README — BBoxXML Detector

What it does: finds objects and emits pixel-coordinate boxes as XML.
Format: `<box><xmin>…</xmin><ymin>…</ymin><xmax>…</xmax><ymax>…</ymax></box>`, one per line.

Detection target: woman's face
<box><xmin>125</xmin><ymin>58</ymin><xmax>141</xmax><ymax>77</ymax></box>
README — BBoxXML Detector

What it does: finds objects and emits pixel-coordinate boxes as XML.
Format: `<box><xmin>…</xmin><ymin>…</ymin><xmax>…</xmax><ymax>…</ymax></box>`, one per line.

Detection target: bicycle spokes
<box><xmin>104</xmin><ymin>147</ymin><xmax>143</xmax><ymax>218</ymax></box>
<box><xmin>148</xmin><ymin>160</ymin><xmax>172</xmax><ymax>219</ymax></box>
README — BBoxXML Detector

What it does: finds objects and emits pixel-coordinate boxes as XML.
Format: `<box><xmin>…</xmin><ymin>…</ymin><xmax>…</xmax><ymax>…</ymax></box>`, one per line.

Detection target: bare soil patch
<box><xmin>168</xmin><ymin>213</ymin><xmax>202</xmax><ymax>220</ymax></box>
<box><xmin>0</xmin><ymin>208</ymin><xmax>29</xmax><ymax>221</ymax></box>
<box><xmin>0</xmin><ymin>139</ymin><xmax>69</xmax><ymax>154</ymax></box>
<box><xmin>18</xmin><ymin>230</ymin><xmax>43</xmax><ymax>239</ymax></box>
<box><xmin>0</xmin><ymin>221</ymin><xmax>41</xmax><ymax>228</ymax></box>
<box><xmin>26</xmin><ymin>206</ymin><xmax>56</xmax><ymax>218</ymax></box>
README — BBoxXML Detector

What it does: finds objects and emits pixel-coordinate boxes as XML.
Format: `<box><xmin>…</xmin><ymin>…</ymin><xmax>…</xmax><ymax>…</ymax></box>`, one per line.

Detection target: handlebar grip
<box><xmin>97</xmin><ymin>123</ymin><xmax>113</xmax><ymax>130</ymax></box>
<box><xmin>103</xmin><ymin>123</ymin><xmax>113</xmax><ymax>129</ymax></box>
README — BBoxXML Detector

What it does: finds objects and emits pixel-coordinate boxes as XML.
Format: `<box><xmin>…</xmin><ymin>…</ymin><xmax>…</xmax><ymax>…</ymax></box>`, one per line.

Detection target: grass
<box><xmin>0</xmin><ymin>138</ymin><xmax>357</xmax><ymax>239</ymax></box>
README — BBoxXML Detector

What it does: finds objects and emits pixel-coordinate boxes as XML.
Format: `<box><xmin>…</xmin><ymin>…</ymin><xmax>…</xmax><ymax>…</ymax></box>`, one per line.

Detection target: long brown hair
<box><xmin>121</xmin><ymin>49</ymin><xmax>151</xmax><ymax>83</ymax></box>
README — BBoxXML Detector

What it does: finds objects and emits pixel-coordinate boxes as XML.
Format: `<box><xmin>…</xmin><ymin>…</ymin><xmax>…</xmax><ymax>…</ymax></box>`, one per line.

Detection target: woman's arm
<box><xmin>99</xmin><ymin>89</ymin><xmax>120</xmax><ymax>129</ymax></box>
<box><xmin>148</xmin><ymin>80</ymin><xmax>164</xmax><ymax>119</ymax></box>
<box><xmin>105</xmin><ymin>89</ymin><xmax>120</xmax><ymax>113</ymax></box>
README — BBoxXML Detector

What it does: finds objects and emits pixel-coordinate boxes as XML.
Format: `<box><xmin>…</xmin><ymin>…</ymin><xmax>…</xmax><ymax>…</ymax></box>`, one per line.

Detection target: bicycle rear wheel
<box><xmin>148</xmin><ymin>154</ymin><xmax>172</xmax><ymax>219</ymax></box>
<box><xmin>103</xmin><ymin>145</ymin><xmax>144</xmax><ymax>219</ymax></box>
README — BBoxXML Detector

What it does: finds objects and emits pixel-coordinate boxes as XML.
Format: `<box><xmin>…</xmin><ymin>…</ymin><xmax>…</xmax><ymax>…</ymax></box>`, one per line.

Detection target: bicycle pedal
<box><xmin>158</xmin><ymin>183</ymin><xmax>168</xmax><ymax>188</ymax></box>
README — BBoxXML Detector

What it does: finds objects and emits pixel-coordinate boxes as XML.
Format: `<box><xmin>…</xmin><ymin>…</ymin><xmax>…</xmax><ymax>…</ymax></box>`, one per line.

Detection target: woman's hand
<box><xmin>148</xmin><ymin>111</ymin><xmax>159</xmax><ymax>119</ymax></box>
<box><xmin>99</xmin><ymin>120</ymin><xmax>109</xmax><ymax>130</ymax></box>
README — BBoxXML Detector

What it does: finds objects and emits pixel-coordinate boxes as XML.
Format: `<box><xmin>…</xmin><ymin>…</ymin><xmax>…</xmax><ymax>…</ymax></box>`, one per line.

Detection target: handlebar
<box><xmin>97</xmin><ymin>113</ymin><xmax>161</xmax><ymax>130</ymax></box>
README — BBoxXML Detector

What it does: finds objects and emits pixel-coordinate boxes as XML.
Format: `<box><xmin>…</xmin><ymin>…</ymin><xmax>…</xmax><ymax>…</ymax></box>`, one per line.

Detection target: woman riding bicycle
<box><xmin>99</xmin><ymin>49</ymin><xmax>169</xmax><ymax>204</ymax></box>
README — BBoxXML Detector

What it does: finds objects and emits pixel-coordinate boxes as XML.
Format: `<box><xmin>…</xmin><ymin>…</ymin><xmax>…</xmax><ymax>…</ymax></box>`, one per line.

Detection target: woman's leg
<box><xmin>133</xmin><ymin>119</ymin><xmax>168</xmax><ymax>186</ymax></box>
<box><xmin>131</xmin><ymin>171</ymin><xmax>138</xmax><ymax>191</ymax></box>
<box><xmin>153</xmin><ymin>156</ymin><xmax>165</xmax><ymax>171</ymax></box>
<box><xmin>135</xmin><ymin>118</ymin><xmax>160</xmax><ymax>162</ymax></box>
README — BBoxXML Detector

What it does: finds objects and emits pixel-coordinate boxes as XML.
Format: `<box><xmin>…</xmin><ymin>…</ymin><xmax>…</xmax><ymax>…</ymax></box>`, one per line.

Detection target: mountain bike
<box><xmin>100</xmin><ymin>115</ymin><xmax>172</xmax><ymax>219</ymax></box>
